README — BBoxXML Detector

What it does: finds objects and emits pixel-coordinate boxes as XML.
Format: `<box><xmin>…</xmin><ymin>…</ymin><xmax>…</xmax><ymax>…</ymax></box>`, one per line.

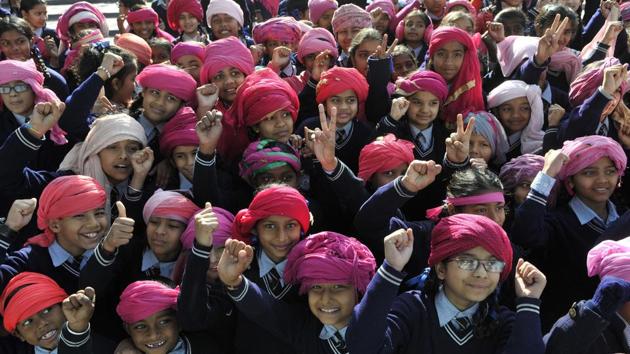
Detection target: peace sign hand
<box><xmin>310</xmin><ymin>104</ymin><xmax>338</xmax><ymax>171</ymax></box>
<box><xmin>311</xmin><ymin>50</ymin><xmax>332</xmax><ymax>82</ymax></box>
<box><xmin>371</xmin><ymin>34</ymin><xmax>398</xmax><ymax>60</ymax></box>
<box><xmin>445</xmin><ymin>114</ymin><xmax>475</xmax><ymax>164</ymax></box>
<box><xmin>535</xmin><ymin>14</ymin><xmax>569</xmax><ymax>66</ymax></box>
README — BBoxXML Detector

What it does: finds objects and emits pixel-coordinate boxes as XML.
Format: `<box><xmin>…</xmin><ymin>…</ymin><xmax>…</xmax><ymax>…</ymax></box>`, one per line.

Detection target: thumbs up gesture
<box><xmin>195</xmin><ymin>202</ymin><xmax>219</xmax><ymax>247</ymax></box>
<box><xmin>102</xmin><ymin>202</ymin><xmax>135</xmax><ymax>253</ymax></box>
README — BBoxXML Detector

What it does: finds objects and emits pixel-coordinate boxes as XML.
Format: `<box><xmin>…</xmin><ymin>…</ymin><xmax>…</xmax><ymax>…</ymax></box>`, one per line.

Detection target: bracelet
<box><xmin>24</xmin><ymin>122</ymin><xmax>44</xmax><ymax>138</ymax></box>
<box><xmin>97</xmin><ymin>66</ymin><xmax>111</xmax><ymax>80</ymax></box>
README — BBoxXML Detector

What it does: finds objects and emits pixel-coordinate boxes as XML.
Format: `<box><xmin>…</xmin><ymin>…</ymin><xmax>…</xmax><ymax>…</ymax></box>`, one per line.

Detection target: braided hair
<box><xmin>0</xmin><ymin>16</ymin><xmax>50</xmax><ymax>78</ymax></box>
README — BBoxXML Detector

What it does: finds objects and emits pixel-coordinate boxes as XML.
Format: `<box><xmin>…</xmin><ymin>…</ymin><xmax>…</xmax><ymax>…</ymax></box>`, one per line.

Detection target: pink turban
<box><xmin>396</xmin><ymin>70</ymin><xmax>448</xmax><ymax>103</ymax></box>
<box><xmin>116</xmin><ymin>281</ymin><xmax>180</xmax><ymax>324</ymax></box>
<box><xmin>200</xmin><ymin>37</ymin><xmax>254</xmax><ymax>84</ymax></box>
<box><xmin>0</xmin><ymin>272</ymin><xmax>68</xmax><ymax>333</ymax></box>
<box><xmin>487</xmin><ymin>80</ymin><xmax>544</xmax><ymax>154</ymax></box>
<box><xmin>205</xmin><ymin>0</ymin><xmax>245</xmax><ymax>27</ymax></box>
<box><xmin>167</xmin><ymin>0</ymin><xmax>204</xmax><ymax>32</ymax></box>
<box><xmin>332</xmin><ymin>4</ymin><xmax>372</xmax><ymax>34</ymax></box>
<box><xmin>622</xmin><ymin>2</ymin><xmax>630</xmax><ymax>22</ymax></box>
<box><xmin>284</xmin><ymin>232</ymin><xmax>376</xmax><ymax>294</ymax></box>
<box><xmin>171</xmin><ymin>42</ymin><xmax>205</xmax><ymax>64</ymax></box>
<box><xmin>56</xmin><ymin>2</ymin><xmax>109</xmax><ymax>52</ymax></box>
<box><xmin>232</xmin><ymin>186</ymin><xmax>310</xmax><ymax>243</ymax></box>
<box><xmin>499</xmin><ymin>154</ymin><xmax>545</xmax><ymax>191</ymax></box>
<box><xmin>239</xmin><ymin>139</ymin><xmax>302</xmax><ymax>185</ymax></box>
<box><xmin>257</xmin><ymin>0</ymin><xmax>280</xmax><ymax>18</ymax></box>
<box><xmin>253</xmin><ymin>17</ymin><xmax>303</xmax><ymax>45</ymax></box>
<box><xmin>464</xmin><ymin>111</ymin><xmax>509</xmax><ymax>165</ymax></box>
<box><xmin>136</xmin><ymin>64</ymin><xmax>197</xmax><ymax>103</ymax></box>
<box><xmin>159</xmin><ymin>107</ymin><xmax>199</xmax><ymax>157</ymax></box>
<box><xmin>297</xmin><ymin>27</ymin><xmax>339</xmax><ymax>64</ymax></box>
<box><xmin>445</xmin><ymin>0</ymin><xmax>477</xmax><ymax>15</ymax></box>
<box><xmin>316</xmin><ymin>66</ymin><xmax>369</xmax><ymax>104</ymax></box>
<box><xmin>557</xmin><ymin>136</ymin><xmax>627</xmax><ymax>194</ymax></box>
<box><xmin>308</xmin><ymin>0</ymin><xmax>338</xmax><ymax>24</ymax></box>
<box><xmin>569</xmin><ymin>57</ymin><xmax>629</xmax><ymax>107</ymax></box>
<box><xmin>429</xmin><ymin>214</ymin><xmax>513</xmax><ymax>281</ymax></box>
<box><xmin>142</xmin><ymin>190</ymin><xmax>200</xmax><ymax>224</ymax></box>
<box><xmin>127</xmin><ymin>7</ymin><xmax>175</xmax><ymax>42</ymax></box>
<box><xmin>0</xmin><ymin>59</ymin><xmax>67</xmax><ymax>145</ymax></box>
<box><xmin>429</xmin><ymin>27</ymin><xmax>484</xmax><ymax>124</ymax></box>
<box><xmin>366</xmin><ymin>0</ymin><xmax>396</xmax><ymax>23</ymax></box>
<box><xmin>496</xmin><ymin>35</ymin><xmax>581</xmax><ymax>84</ymax></box>
<box><xmin>395</xmin><ymin>12</ymin><xmax>433</xmax><ymax>44</ymax></box>
<box><xmin>358</xmin><ymin>134</ymin><xmax>414</xmax><ymax>183</ymax></box>
<box><xmin>180</xmin><ymin>207</ymin><xmax>235</xmax><ymax>249</ymax></box>
<box><xmin>61</xmin><ymin>29</ymin><xmax>105</xmax><ymax>76</ymax></box>
<box><xmin>588</xmin><ymin>236</ymin><xmax>630</xmax><ymax>282</ymax></box>
<box><xmin>231</xmin><ymin>68</ymin><xmax>299</xmax><ymax>129</ymax></box>
<box><xmin>29</xmin><ymin>175</ymin><xmax>106</xmax><ymax>247</ymax></box>
<box><xmin>114</xmin><ymin>33</ymin><xmax>153</xmax><ymax>66</ymax></box>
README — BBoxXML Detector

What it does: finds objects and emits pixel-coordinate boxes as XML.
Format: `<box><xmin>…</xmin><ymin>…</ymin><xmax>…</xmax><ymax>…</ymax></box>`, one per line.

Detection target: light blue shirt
<box><xmin>179</xmin><ymin>172</ymin><xmax>192</xmax><ymax>190</ymax></box>
<box><xmin>141</xmin><ymin>248</ymin><xmax>176</xmax><ymax>278</ymax></box>
<box><xmin>138</xmin><ymin>114</ymin><xmax>165</xmax><ymax>142</ymax></box>
<box><xmin>48</xmin><ymin>241</ymin><xmax>93</xmax><ymax>270</ymax></box>
<box><xmin>409</xmin><ymin>123</ymin><xmax>433</xmax><ymax>151</ymax></box>
<box><xmin>435</xmin><ymin>287</ymin><xmax>479</xmax><ymax>327</ymax></box>
<box><xmin>569</xmin><ymin>196</ymin><xmax>619</xmax><ymax>226</ymax></box>
<box><xmin>258</xmin><ymin>250</ymin><xmax>287</xmax><ymax>287</ymax></box>
<box><xmin>541</xmin><ymin>83</ymin><xmax>553</xmax><ymax>104</ymax></box>
<box><xmin>169</xmin><ymin>337</ymin><xmax>186</xmax><ymax>353</ymax></box>
<box><xmin>35</xmin><ymin>346</ymin><xmax>57</xmax><ymax>354</ymax></box>
<box><xmin>14</xmin><ymin>113</ymin><xmax>28</xmax><ymax>125</ymax></box>
<box><xmin>319</xmin><ymin>325</ymin><xmax>347</xmax><ymax>340</ymax></box>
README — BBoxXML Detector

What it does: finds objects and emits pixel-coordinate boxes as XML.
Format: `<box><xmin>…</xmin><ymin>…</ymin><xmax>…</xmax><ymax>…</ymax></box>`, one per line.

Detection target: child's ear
<box><xmin>567</xmin><ymin>176</ymin><xmax>575</xmax><ymax>191</ymax></box>
<box><xmin>435</xmin><ymin>262</ymin><xmax>447</xmax><ymax>280</ymax></box>
<box><xmin>48</xmin><ymin>219</ymin><xmax>61</xmax><ymax>233</ymax></box>
<box><xmin>111</xmin><ymin>77</ymin><xmax>121</xmax><ymax>91</ymax></box>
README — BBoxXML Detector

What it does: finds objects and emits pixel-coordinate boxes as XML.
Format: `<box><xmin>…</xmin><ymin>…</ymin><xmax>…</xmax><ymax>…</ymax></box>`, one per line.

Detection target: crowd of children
<box><xmin>0</xmin><ymin>0</ymin><xmax>629</xmax><ymax>352</ymax></box>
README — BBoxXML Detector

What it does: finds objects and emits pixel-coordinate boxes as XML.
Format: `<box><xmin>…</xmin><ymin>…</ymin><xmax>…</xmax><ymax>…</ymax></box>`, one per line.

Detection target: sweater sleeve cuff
<box><xmin>227</xmin><ymin>277</ymin><xmax>249</xmax><ymax>302</ymax></box>
<box><xmin>530</xmin><ymin>171</ymin><xmax>556</xmax><ymax>197</ymax></box>
<box><xmin>598</xmin><ymin>87</ymin><xmax>614</xmax><ymax>100</ymax></box>
<box><xmin>195</xmin><ymin>152</ymin><xmax>216</xmax><ymax>167</ymax></box>
<box><xmin>324</xmin><ymin>159</ymin><xmax>347</xmax><ymax>181</ymax></box>
<box><xmin>378</xmin><ymin>261</ymin><xmax>407</xmax><ymax>286</ymax></box>
<box><xmin>59</xmin><ymin>322</ymin><xmax>91</xmax><ymax>348</ymax></box>
<box><xmin>393</xmin><ymin>177</ymin><xmax>416</xmax><ymax>199</ymax></box>
<box><xmin>443</xmin><ymin>154</ymin><xmax>470</xmax><ymax>169</ymax></box>
<box><xmin>191</xmin><ymin>240</ymin><xmax>212</xmax><ymax>259</ymax></box>
<box><xmin>16</xmin><ymin>125</ymin><xmax>45</xmax><ymax>151</ymax></box>
<box><xmin>515</xmin><ymin>297</ymin><xmax>541</xmax><ymax>315</ymax></box>
<box><xmin>94</xmin><ymin>243</ymin><xmax>117</xmax><ymax>266</ymax></box>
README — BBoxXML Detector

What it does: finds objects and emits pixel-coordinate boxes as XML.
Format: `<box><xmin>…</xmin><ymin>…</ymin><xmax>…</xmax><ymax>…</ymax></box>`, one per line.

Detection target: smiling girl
<box><xmin>126</xmin><ymin>6</ymin><xmax>175</xmax><ymax>43</ymax></box>
<box><xmin>167</xmin><ymin>0</ymin><xmax>209</xmax><ymax>44</ymax></box>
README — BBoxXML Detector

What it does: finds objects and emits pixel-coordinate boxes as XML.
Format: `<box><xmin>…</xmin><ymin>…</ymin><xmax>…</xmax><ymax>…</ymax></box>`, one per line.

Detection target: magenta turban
<box><xmin>396</xmin><ymin>70</ymin><xmax>448</xmax><ymax>103</ymax></box>
<box><xmin>159</xmin><ymin>107</ymin><xmax>199</xmax><ymax>157</ymax></box>
<box><xmin>557</xmin><ymin>136</ymin><xmax>627</xmax><ymax>194</ymax></box>
<box><xmin>127</xmin><ymin>7</ymin><xmax>175</xmax><ymax>42</ymax></box>
<box><xmin>142</xmin><ymin>190</ymin><xmax>200</xmax><ymax>224</ymax></box>
<box><xmin>297</xmin><ymin>27</ymin><xmax>339</xmax><ymax>64</ymax></box>
<box><xmin>429</xmin><ymin>214</ymin><xmax>513</xmax><ymax>281</ymax></box>
<box><xmin>167</xmin><ymin>0</ymin><xmax>203</xmax><ymax>32</ymax></box>
<box><xmin>180</xmin><ymin>207</ymin><xmax>235</xmax><ymax>249</ymax></box>
<box><xmin>332</xmin><ymin>4</ymin><xmax>371</xmax><ymax>33</ymax></box>
<box><xmin>588</xmin><ymin>236</ymin><xmax>630</xmax><ymax>282</ymax></box>
<box><xmin>499</xmin><ymin>154</ymin><xmax>545</xmax><ymax>191</ymax></box>
<box><xmin>116</xmin><ymin>281</ymin><xmax>180</xmax><ymax>324</ymax></box>
<box><xmin>253</xmin><ymin>16</ymin><xmax>303</xmax><ymax>45</ymax></box>
<box><xmin>136</xmin><ymin>64</ymin><xmax>197</xmax><ymax>103</ymax></box>
<box><xmin>171</xmin><ymin>41</ymin><xmax>205</xmax><ymax>64</ymax></box>
<box><xmin>366</xmin><ymin>0</ymin><xmax>396</xmax><ymax>21</ymax></box>
<box><xmin>308</xmin><ymin>0</ymin><xmax>338</xmax><ymax>24</ymax></box>
<box><xmin>569</xmin><ymin>57</ymin><xmax>629</xmax><ymax>107</ymax></box>
<box><xmin>284</xmin><ymin>231</ymin><xmax>376</xmax><ymax>294</ymax></box>
<box><xmin>200</xmin><ymin>36</ymin><xmax>254</xmax><ymax>84</ymax></box>
<box><xmin>239</xmin><ymin>139</ymin><xmax>302</xmax><ymax>185</ymax></box>
<box><xmin>358</xmin><ymin>134</ymin><xmax>414</xmax><ymax>183</ymax></box>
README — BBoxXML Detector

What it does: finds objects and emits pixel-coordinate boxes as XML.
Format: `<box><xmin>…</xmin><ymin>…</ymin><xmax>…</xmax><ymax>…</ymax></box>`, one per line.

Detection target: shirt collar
<box><xmin>409</xmin><ymin>123</ymin><xmax>433</xmax><ymax>141</ymax></box>
<box><xmin>141</xmin><ymin>248</ymin><xmax>176</xmax><ymax>278</ymax></box>
<box><xmin>281</xmin><ymin>63</ymin><xmax>297</xmax><ymax>77</ymax></box>
<box><xmin>179</xmin><ymin>172</ymin><xmax>192</xmax><ymax>190</ymax></box>
<box><xmin>48</xmin><ymin>241</ymin><xmax>93</xmax><ymax>269</ymax></box>
<box><xmin>319</xmin><ymin>325</ymin><xmax>348</xmax><ymax>340</ymax></box>
<box><xmin>138</xmin><ymin>114</ymin><xmax>165</xmax><ymax>141</ymax></box>
<box><xmin>169</xmin><ymin>337</ymin><xmax>186</xmax><ymax>354</ymax></box>
<box><xmin>258</xmin><ymin>250</ymin><xmax>287</xmax><ymax>285</ymax></box>
<box><xmin>569</xmin><ymin>196</ymin><xmax>619</xmax><ymax>226</ymax></box>
<box><xmin>336</xmin><ymin>120</ymin><xmax>353</xmax><ymax>136</ymax></box>
<box><xmin>14</xmin><ymin>113</ymin><xmax>29</xmax><ymax>125</ymax></box>
<box><xmin>435</xmin><ymin>287</ymin><xmax>479</xmax><ymax>327</ymax></box>
<box><xmin>508</xmin><ymin>131</ymin><xmax>521</xmax><ymax>145</ymax></box>
<box><xmin>35</xmin><ymin>346</ymin><xmax>57</xmax><ymax>354</ymax></box>
<box><xmin>541</xmin><ymin>83</ymin><xmax>553</xmax><ymax>104</ymax></box>
<box><xmin>597</xmin><ymin>117</ymin><xmax>610</xmax><ymax>131</ymax></box>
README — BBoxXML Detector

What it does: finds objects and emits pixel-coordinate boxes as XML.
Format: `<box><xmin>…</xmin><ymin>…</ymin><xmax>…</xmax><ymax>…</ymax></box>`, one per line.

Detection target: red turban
<box><xmin>167</xmin><ymin>0</ymin><xmax>203</xmax><ymax>32</ymax></box>
<box><xmin>116</xmin><ymin>281</ymin><xmax>179</xmax><ymax>324</ymax></box>
<box><xmin>284</xmin><ymin>232</ymin><xmax>376</xmax><ymax>294</ymax></box>
<box><xmin>316</xmin><ymin>67</ymin><xmax>368</xmax><ymax>104</ymax></box>
<box><xmin>257</xmin><ymin>0</ymin><xmax>281</xmax><ymax>18</ymax></box>
<box><xmin>253</xmin><ymin>16</ymin><xmax>303</xmax><ymax>45</ymax></box>
<box><xmin>231</xmin><ymin>68</ymin><xmax>299</xmax><ymax>129</ymax></box>
<box><xmin>0</xmin><ymin>272</ymin><xmax>68</xmax><ymax>333</ymax></box>
<box><xmin>159</xmin><ymin>106</ymin><xmax>200</xmax><ymax>157</ymax></box>
<box><xmin>395</xmin><ymin>70</ymin><xmax>448</xmax><ymax>103</ymax></box>
<box><xmin>428</xmin><ymin>214</ymin><xmax>513</xmax><ymax>281</ymax></box>
<box><xmin>200</xmin><ymin>37</ymin><xmax>255</xmax><ymax>85</ymax></box>
<box><xmin>429</xmin><ymin>27</ymin><xmax>484</xmax><ymax>125</ymax></box>
<box><xmin>358</xmin><ymin>134</ymin><xmax>414</xmax><ymax>183</ymax></box>
<box><xmin>232</xmin><ymin>186</ymin><xmax>310</xmax><ymax>243</ymax></box>
<box><xmin>127</xmin><ymin>7</ymin><xmax>175</xmax><ymax>42</ymax></box>
<box><xmin>114</xmin><ymin>33</ymin><xmax>153</xmax><ymax>66</ymax></box>
<box><xmin>297</xmin><ymin>27</ymin><xmax>339</xmax><ymax>64</ymax></box>
<box><xmin>29</xmin><ymin>175</ymin><xmax>106</xmax><ymax>248</ymax></box>
<box><xmin>142</xmin><ymin>190</ymin><xmax>200</xmax><ymax>224</ymax></box>
<box><xmin>136</xmin><ymin>64</ymin><xmax>197</xmax><ymax>103</ymax></box>
<box><xmin>171</xmin><ymin>42</ymin><xmax>205</xmax><ymax>64</ymax></box>
<box><xmin>569</xmin><ymin>57</ymin><xmax>629</xmax><ymax>107</ymax></box>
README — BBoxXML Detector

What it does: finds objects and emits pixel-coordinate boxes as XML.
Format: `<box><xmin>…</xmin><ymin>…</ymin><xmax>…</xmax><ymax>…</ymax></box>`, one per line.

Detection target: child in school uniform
<box><xmin>346</xmin><ymin>214</ymin><xmax>548</xmax><ymax>354</ymax></box>
<box><xmin>171</xmin><ymin>42</ymin><xmax>205</xmax><ymax>83</ymax></box>
<box><xmin>149</xmin><ymin>37</ymin><xmax>173</xmax><ymax>65</ymax></box>
<box><xmin>205</xmin><ymin>0</ymin><xmax>252</xmax><ymax>43</ymax></box>
<box><xmin>394</xmin><ymin>9</ymin><xmax>432</xmax><ymax>66</ymax></box>
<box><xmin>116</xmin><ymin>280</ymin><xmax>225</xmax><ymax>353</ymax></box>
<box><xmin>366</xmin><ymin>0</ymin><xmax>395</xmax><ymax>37</ymax></box>
<box><xmin>463</xmin><ymin>111</ymin><xmax>509</xmax><ymax>172</ymax></box>
<box><xmin>252</xmin><ymin>16</ymin><xmax>302</xmax><ymax>75</ymax></box>
<box><xmin>158</xmin><ymin>107</ymin><xmax>200</xmax><ymax>191</ymax></box>
<box><xmin>126</xmin><ymin>6</ymin><xmax>175</xmax><ymax>43</ymax></box>
<box><xmin>218</xmin><ymin>230</ymin><xmax>375</xmax><ymax>354</ymax></box>
<box><xmin>240</xmin><ymin>139</ymin><xmax>302</xmax><ymax>190</ymax></box>
<box><xmin>308</xmin><ymin>0</ymin><xmax>338</xmax><ymax>31</ymax></box>
<box><xmin>289</xmin><ymin>27</ymin><xmax>338</xmax><ymax>99</ymax></box>
<box><xmin>331</xmin><ymin>4</ymin><xmax>372</xmax><ymax>67</ymax></box>
<box><xmin>498</xmin><ymin>154</ymin><xmax>545</xmax><ymax>230</ymax></box>
<box><xmin>20</xmin><ymin>0</ymin><xmax>59</xmax><ymax>64</ymax></box>
<box><xmin>0</xmin><ymin>272</ymin><xmax>96</xmax><ymax>354</ymax></box>
<box><xmin>511</xmin><ymin>136</ymin><xmax>628</xmax><ymax>330</ymax></box>
<box><xmin>545</xmin><ymin>236</ymin><xmax>630</xmax><ymax>354</ymax></box>
<box><xmin>487</xmin><ymin>80</ymin><xmax>545</xmax><ymax>160</ymax></box>
<box><xmin>167</xmin><ymin>0</ymin><xmax>209</xmax><ymax>44</ymax></box>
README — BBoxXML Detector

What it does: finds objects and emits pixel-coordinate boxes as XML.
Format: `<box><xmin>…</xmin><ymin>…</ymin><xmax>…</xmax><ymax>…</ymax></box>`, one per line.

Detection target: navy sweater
<box><xmin>346</xmin><ymin>262</ymin><xmax>545</xmax><ymax>354</ymax></box>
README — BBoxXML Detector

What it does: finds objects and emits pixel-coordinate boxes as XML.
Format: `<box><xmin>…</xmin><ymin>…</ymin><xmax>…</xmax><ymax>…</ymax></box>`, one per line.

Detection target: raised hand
<box><xmin>310</xmin><ymin>104</ymin><xmax>337</xmax><ymax>171</ymax></box>
<box><xmin>616</xmin><ymin>120</ymin><xmax>630</xmax><ymax>149</ymax></box>
<box><xmin>102</xmin><ymin>202</ymin><xmax>135</xmax><ymax>253</ymax></box>
<box><xmin>445</xmin><ymin>114</ymin><xmax>475</xmax><ymax>164</ymax></box>
<box><xmin>535</xmin><ymin>14</ymin><xmax>569</xmax><ymax>65</ymax></box>
<box><xmin>600</xmin><ymin>0</ymin><xmax>618</xmax><ymax>20</ymax></box>
<box><xmin>469</xmin><ymin>158</ymin><xmax>488</xmax><ymax>170</ymax></box>
<box><xmin>547</xmin><ymin>104</ymin><xmax>566</xmax><ymax>127</ymax></box>
<box><xmin>542</xmin><ymin>149</ymin><xmax>569</xmax><ymax>178</ymax></box>
<box><xmin>271</xmin><ymin>46</ymin><xmax>292</xmax><ymax>70</ymax></box>
<box><xmin>29</xmin><ymin>101</ymin><xmax>66</xmax><ymax>139</ymax></box>
<box><xmin>196</xmin><ymin>84</ymin><xmax>220</xmax><ymax>114</ymax></box>
<box><xmin>514</xmin><ymin>258</ymin><xmax>547</xmax><ymax>299</ymax></box>
<box><xmin>98</xmin><ymin>52</ymin><xmax>125</xmax><ymax>80</ymax></box>
<box><xmin>196</xmin><ymin>109</ymin><xmax>223</xmax><ymax>155</ymax></box>
<box><xmin>311</xmin><ymin>50</ymin><xmax>332</xmax><ymax>81</ymax></box>
<box><xmin>383</xmin><ymin>229</ymin><xmax>414</xmax><ymax>272</ymax></box>
<box><xmin>217</xmin><ymin>239</ymin><xmax>255</xmax><ymax>288</ymax></box>
<box><xmin>62</xmin><ymin>287</ymin><xmax>96</xmax><ymax>333</ymax></box>
<box><xmin>400</xmin><ymin>160</ymin><xmax>442</xmax><ymax>193</ymax></box>
<box><xmin>44</xmin><ymin>36</ymin><xmax>58</xmax><ymax>57</ymax></box>
<box><xmin>486</xmin><ymin>21</ymin><xmax>505</xmax><ymax>43</ymax></box>
<box><xmin>601</xmin><ymin>64</ymin><xmax>628</xmax><ymax>96</ymax></box>
<box><xmin>603</xmin><ymin>20</ymin><xmax>623</xmax><ymax>46</ymax></box>
<box><xmin>389</xmin><ymin>97</ymin><xmax>410</xmax><ymax>121</ymax></box>
<box><xmin>371</xmin><ymin>34</ymin><xmax>398</xmax><ymax>60</ymax></box>
<box><xmin>195</xmin><ymin>202</ymin><xmax>218</xmax><ymax>247</ymax></box>
<box><xmin>5</xmin><ymin>198</ymin><xmax>37</xmax><ymax>232</ymax></box>
<box><xmin>249</xmin><ymin>44</ymin><xmax>265</xmax><ymax>65</ymax></box>
<box><xmin>130</xmin><ymin>147</ymin><xmax>155</xmax><ymax>178</ymax></box>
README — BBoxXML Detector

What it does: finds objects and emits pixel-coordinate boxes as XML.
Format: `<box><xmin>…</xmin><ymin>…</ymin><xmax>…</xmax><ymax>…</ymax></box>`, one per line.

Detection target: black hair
<box><xmin>534</xmin><ymin>4</ymin><xmax>579</xmax><ymax>37</ymax></box>
<box><xmin>78</xmin><ymin>44</ymin><xmax>138</xmax><ymax>100</ymax></box>
<box><xmin>128</xmin><ymin>6</ymin><xmax>159</xmax><ymax>39</ymax></box>
<box><xmin>0</xmin><ymin>17</ymin><xmax>50</xmax><ymax>78</ymax></box>
<box><xmin>405</xmin><ymin>9</ymin><xmax>431</xmax><ymax>28</ymax></box>
<box><xmin>348</xmin><ymin>28</ymin><xmax>382</xmax><ymax>68</ymax></box>
<box><xmin>19</xmin><ymin>0</ymin><xmax>46</xmax><ymax>13</ymax></box>
<box><xmin>118</xmin><ymin>0</ymin><xmax>146</xmax><ymax>9</ymax></box>
<box><xmin>432</xmin><ymin>168</ymin><xmax>504</xmax><ymax>217</ymax></box>
<box><xmin>149</xmin><ymin>37</ymin><xmax>172</xmax><ymax>56</ymax></box>
<box><xmin>494</xmin><ymin>8</ymin><xmax>527</xmax><ymax>33</ymax></box>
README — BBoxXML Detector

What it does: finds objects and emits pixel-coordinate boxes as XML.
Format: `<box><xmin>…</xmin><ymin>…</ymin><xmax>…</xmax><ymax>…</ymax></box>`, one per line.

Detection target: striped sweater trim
<box><xmin>378</xmin><ymin>265</ymin><xmax>403</xmax><ymax>286</ymax></box>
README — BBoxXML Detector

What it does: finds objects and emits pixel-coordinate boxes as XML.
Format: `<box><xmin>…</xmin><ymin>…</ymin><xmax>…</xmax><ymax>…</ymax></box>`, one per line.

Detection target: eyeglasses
<box><xmin>447</xmin><ymin>257</ymin><xmax>506</xmax><ymax>273</ymax></box>
<box><xmin>0</xmin><ymin>84</ymin><xmax>30</xmax><ymax>94</ymax></box>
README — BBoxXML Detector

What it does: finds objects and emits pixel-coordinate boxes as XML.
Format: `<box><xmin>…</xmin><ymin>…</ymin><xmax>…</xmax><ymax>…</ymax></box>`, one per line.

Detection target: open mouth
<box><xmin>114</xmin><ymin>164</ymin><xmax>131</xmax><ymax>171</ymax></box>
<box><xmin>145</xmin><ymin>339</ymin><xmax>167</xmax><ymax>349</ymax></box>
<box><xmin>319</xmin><ymin>307</ymin><xmax>340</xmax><ymax>314</ymax></box>
<box><xmin>80</xmin><ymin>232</ymin><xmax>100</xmax><ymax>240</ymax></box>
<box><xmin>39</xmin><ymin>329</ymin><xmax>57</xmax><ymax>341</ymax></box>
